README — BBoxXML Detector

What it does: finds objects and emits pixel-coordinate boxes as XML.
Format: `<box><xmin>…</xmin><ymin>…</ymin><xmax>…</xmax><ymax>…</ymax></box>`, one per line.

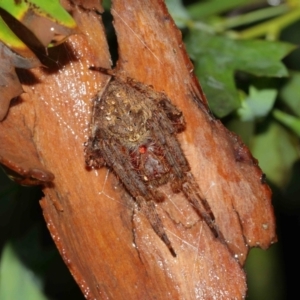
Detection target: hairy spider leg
<box><xmin>151</xmin><ymin>109</ymin><xmax>226</xmax><ymax>243</ymax></box>
<box><xmin>148</xmin><ymin>111</ymin><xmax>189</xmax><ymax>179</ymax></box>
<box><xmin>157</xmin><ymin>99</ymin><xmax>186</xmax><ymax>133</ymax></box>
<box><xmin>100</xmin><ymin>139</ymin><xmax>148</xmax><ymax>198</ymax></box>
<box><xmin>99</xmin><ymin>137</ymin><xmax>177</xmax><ymax>257</ymax></box>
<box><xmin>136</xmin><ymin>196</ymin><xmax>177</xmax><ymax>257</ymax></box>
<box><xmin>89</xmin><ymin>66</ymin><xmax>117</xmax><ymax>77</ymax></box>
<box><xmin>157</xmin><ymin>110</ymin><xmax>190</xmax><ymax>171</ymax></box>
<box><xmin>181</xmin><ymin>177</ymin><xmax>226</xmax><ymax>243</ymax></box>
<box><xmin>85</xmin><ymin>136</ymin><xmax>105</xmax><ymax>168</ymax></box>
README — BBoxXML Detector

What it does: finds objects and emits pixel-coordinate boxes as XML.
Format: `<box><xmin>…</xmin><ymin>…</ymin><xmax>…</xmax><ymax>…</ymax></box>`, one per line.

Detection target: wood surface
<box><xmin>0</xmin><ymin>0</ymin><xmax>276</xmax><ymax>299</ymax></box>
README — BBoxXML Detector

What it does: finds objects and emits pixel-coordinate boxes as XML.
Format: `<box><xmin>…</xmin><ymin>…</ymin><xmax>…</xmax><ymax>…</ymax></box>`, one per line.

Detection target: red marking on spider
<box><xmin>139</xmin><ymin>145</ymin><xmax>147</xmax><ymax>154</ymax></box>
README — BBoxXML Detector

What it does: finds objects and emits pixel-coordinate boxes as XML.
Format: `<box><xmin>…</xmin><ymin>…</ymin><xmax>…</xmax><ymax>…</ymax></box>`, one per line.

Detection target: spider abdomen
<box><xmin>130</xmin><ymin>143</ymin><xmax>169</xmax><ymax>186</ymax></box>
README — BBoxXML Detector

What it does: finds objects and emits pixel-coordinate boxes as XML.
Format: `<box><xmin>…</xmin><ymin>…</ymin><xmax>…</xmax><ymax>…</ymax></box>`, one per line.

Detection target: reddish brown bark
<box><xmin>0</xmin><ymin>1</ymin><xmax>276</xmax><ymax>299</ymax></box>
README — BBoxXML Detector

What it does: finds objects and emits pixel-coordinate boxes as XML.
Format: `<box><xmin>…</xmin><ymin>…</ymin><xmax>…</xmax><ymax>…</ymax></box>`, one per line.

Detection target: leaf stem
<box><xmin>238</xmin><ymin>7</ymin><xmax>300</xmax><ymax>40</ymax></box>
<box><xmin>217</xmin><ymin>4</ymin><xmax>290</xmax><ymax>31</ymax></box>
<box><xmin>273</xmin><ymin>109</ymin><xmax>300</xmax><ymax>137</ymax></box>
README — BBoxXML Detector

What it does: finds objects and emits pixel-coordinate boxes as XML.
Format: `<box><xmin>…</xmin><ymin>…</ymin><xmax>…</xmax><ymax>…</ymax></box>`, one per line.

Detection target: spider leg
<box><xmin>181</xmin><ymin>175</ymin><xmax>226</xmax><ymax>243</ymax></box>
<box><xmin>158</xmin><ymin>98</ymin><xmax>186</xmax><ymax>133</ymax></box>
<box><xmin>136</xmin><ymin>196</ymin><xmax>176</xmax><ymax>257</ymax></box>
<box><xmin>100</xmin><ymin>139</ymin><xmax>148</xmax><ymax>199</ymax></box>
<box><xmin>149</xmin><ymin>111</ymin><xmax>225</xmax><ymax>243</ymax></box>
<box><xmin>156</xmin><ymin>111</ymin><xmax>188</xmax><ymax>170</ymax></box>
<box><xmin>84</xmin><ymin>137</ymin><xmax>105</xmax><ymax>168</ymax></box>
<box><xmin>99</xmin><ymin>138</ymin><xmax>177</xmax><ymax>256</ymax></box>
<box><xmin>148</xmin><ymin>111</ymin><xmax>189</xmax><ymax>179</ymax></box>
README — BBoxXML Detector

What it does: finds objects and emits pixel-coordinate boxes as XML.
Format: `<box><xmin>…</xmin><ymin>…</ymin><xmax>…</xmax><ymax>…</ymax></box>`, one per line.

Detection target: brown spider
<box><xmin>85</xmin><ymin>67</ymin><xmax>224</xmax><ymax>257</ymax></box>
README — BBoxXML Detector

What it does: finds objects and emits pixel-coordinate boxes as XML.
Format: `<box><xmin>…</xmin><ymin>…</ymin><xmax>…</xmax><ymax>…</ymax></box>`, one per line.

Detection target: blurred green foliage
<box><xmin>1</xmin><ymin>0</ymin><xmax>300</xmax><ymax>299</ymax></box>
<box><xmin>0</xmin><ymin>243</ymin><xmax>47</xmax><ymax>300</ymax></box>
<box><xmin>186</xmin><ymin>30</ymin><xmax>293</xmax><ymax>117</ymax></box>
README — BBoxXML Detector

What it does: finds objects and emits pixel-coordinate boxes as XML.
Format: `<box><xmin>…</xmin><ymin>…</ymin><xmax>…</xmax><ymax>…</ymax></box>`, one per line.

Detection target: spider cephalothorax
<box><xmin>85</xmin><ymin>68</ymin><xmax>223</xmax><ymax>256</ymax></box>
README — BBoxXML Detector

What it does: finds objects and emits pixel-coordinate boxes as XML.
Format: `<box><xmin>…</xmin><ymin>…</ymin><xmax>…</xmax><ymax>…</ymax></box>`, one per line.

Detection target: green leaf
<box><xmin>273</xmin><ymin>109</ymin><xmax>300</xmax><ymax>137</ymax></box>
<box><xmin>280</xmin><ymin>72</ymin><xmax>300</xmax><ymax>118</ymax></box>
<box><xmin>0</xmin><ymin>0</ymin><xmax>76</xmax><ymax>28</ymax></box>
<box><xmin>0</xmin><ymin>16</ymin><xmax>27</xmax><ymax>50</ymax></box>
<box><xmin>237</xmin><ymin>86</ymin><xmax>277</xmax><ymax>121</ymax></box>
<box><xmin>0</xmin><ymin>243</ymin><xmax>47</xmax><ymax>300</ymax></box>
<box><xmin>251</xmin><ymin>121</ymin><xmax>298</xmax><ymax>188</ymax></box>
<box><xmin>0</xmin><ymin>0</ymin><xmax>76</xmax><ymax>47</ymax></box>
<box><xmin>185</xmin><ymin>30</ymin><xmax>295</xmax><ymax>117</ymax></box>
<box><xmin>186</xmin><ymin>0</ymin><xmax>254</xmax><ymax>19</ymax></box>
<box><xmin>194</xmin><ymin>52</ymin><xmax>239</xmax><ymax>118</ymax></box>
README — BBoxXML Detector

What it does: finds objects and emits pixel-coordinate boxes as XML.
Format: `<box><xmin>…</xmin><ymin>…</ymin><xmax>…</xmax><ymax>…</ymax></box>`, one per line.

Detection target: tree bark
<box><xmin>0</xmin><ymin>0</ymin><xmax>276</xmax><ymax>299</ymax></box>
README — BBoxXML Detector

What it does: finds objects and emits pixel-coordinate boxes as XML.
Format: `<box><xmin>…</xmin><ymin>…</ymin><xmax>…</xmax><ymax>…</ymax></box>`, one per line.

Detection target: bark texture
<box><xmin>0</xmin><ymin>0</ymin><xmax>276</xmax><ymax>299</ymax></box>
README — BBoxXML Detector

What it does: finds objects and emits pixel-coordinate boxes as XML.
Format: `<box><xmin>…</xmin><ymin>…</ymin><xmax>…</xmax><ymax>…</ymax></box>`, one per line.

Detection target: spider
<box><xmin>85</xmin><ymin>67</ymin><xmax>224</xmax><ymax>257</ymax></box>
